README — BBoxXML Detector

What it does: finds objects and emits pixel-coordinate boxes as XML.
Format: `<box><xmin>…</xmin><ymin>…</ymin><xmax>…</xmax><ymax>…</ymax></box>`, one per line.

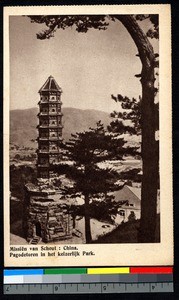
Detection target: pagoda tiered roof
<box><xmin>39</xmin><ymin>76</ymin><xmax>62</xmax><ymax>93</ymax></box>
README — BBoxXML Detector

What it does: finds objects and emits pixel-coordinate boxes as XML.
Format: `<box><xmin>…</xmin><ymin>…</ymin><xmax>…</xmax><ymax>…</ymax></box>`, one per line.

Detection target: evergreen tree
<box><xmin>60</xmin><ymin>121</ymin><xmax>137</xmax><ymax>243</ymax></box>
<box><xmin>108</xmin><ymin>93</ymin><xmax>159</xmax><ymax>241</ymax></box>
<box><xmin>109</xmin><ymin>94</ymin><xmax>158</xmax><ymax>137</ymax></box>
<box><xmin>108</xmin><ymin>95</ymin><xmax>142</xmax><ymax>135</ymax></box>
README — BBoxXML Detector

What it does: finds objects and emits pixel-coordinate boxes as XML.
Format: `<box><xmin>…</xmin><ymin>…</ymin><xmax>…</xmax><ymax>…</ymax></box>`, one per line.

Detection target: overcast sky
<box><xmin>10</xmin><ymin>16</ymin><xmax>158</xmax><ymax>113</ymax></box>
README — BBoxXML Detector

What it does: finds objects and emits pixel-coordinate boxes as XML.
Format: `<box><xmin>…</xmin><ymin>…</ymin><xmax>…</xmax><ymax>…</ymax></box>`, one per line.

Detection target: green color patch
<box><xmin>44</xmin><ymin>268</ymin><xmax>87</xmax><ymax>275</ymax></box>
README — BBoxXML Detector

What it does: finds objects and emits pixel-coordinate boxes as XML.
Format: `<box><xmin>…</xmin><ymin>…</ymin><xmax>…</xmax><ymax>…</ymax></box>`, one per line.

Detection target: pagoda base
<box><xmin>23</xmin><ymin>183</ymin><xmax>73</xmax><ymax>243</ymax></box>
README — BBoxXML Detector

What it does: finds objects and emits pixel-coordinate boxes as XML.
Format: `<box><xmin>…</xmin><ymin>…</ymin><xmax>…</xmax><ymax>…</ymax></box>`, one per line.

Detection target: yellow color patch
<box><xmin>87</xmin><ymin>268</ymin><xmax>130</xmax><ymax>274</ymax></box>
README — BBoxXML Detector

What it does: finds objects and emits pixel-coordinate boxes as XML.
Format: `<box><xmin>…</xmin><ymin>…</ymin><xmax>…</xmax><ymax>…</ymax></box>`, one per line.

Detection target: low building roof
<box><xmin>113</xmin><ymin>185</ymin><xmax>160</xmax><ymax>213</ymax></box>
<box><xmin>112</xmin><ymin>185</ymin><xmax>141</xmax><ymax>209</ymax></box>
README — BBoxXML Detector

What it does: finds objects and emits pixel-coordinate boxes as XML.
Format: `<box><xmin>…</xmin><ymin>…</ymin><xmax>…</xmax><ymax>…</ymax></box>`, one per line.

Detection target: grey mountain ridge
<box><xmin>10</xmin><ymin>107</ymin><xmax>111</xmax><ymax>147</ymax></box>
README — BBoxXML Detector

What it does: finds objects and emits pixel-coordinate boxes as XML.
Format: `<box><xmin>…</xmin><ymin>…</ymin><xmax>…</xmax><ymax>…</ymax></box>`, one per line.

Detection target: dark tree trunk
<box><xmin>139</xmin><ymin>65</ymin><xmax>158</xmax><ymax>242</ymax></box>
<box><xmin>72</xmin><ymin>214</ymin><xmax>76</xmax><ymax>229</ymax></box>
<box><xmin>84</xmin><ymin>194</ymin><xmax>92</xmax><ymax>243</ymax></box>
<box><xmin>116</xmin><ymin>16</ymin><xmax>158</xmax><ymax>242</ymax></box>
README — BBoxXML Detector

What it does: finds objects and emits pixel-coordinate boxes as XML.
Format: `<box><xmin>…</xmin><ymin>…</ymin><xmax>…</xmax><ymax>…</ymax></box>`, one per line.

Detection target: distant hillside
<box><xmin>10</xmin><ymin>107</ymin><xmax>110</xmax><ymax>148</ymax></box>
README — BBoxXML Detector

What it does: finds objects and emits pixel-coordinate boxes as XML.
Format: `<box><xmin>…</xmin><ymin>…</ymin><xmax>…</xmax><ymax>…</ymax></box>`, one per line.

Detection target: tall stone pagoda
<box><xmin>23</xmin><ymin>77</ymin><xmax>73</xmax><ymax>243</ymax></box>
<box><xmin>37</xmin><ymin>75</ymin><xmax>63</xmax><ymax>178</ymax></box>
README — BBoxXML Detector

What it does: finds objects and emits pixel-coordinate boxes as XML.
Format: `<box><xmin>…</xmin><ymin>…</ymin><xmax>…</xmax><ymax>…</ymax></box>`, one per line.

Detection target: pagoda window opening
<box><xmin>42</xmin><ymin>132</ymin><xmax>48</xmax><ymax>137</ymax></box>
<box><xmin>50</xmin><ymin>96</ymin><xmax>56</xmax><ymax>101</ymax></box>
<box><xmin>119</xmin><ymin>210</ymin><xmax>125</xmax><ymax>217</ymax></box>
<box><xmin>41</xmin><ymin>158</ymin><xmax>47</xmax><ymax>164</ymax></box>
<box><xmin>41</xmin><ymin>120</ymin><xmax>48</xmax><ymax>125</ymax></box>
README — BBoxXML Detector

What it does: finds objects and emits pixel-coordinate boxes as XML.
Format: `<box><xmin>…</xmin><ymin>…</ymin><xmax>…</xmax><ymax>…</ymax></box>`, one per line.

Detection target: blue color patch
<box><xmin>4</xmin><ymin>269</ymin><xmax>44</xmax><ymax>276</ymax></box>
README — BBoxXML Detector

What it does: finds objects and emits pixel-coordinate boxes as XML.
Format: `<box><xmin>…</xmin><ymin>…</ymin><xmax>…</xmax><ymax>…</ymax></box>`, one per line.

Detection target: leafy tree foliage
<box><xmin>29</xmin><ymin>15</ymin><xmax>158</xmax><ymax>40</ymax></box>
<box><xmin>135</xmin><ymin>14</ymin><xmax>159</xmax><ymax>39</ymax></box>
<box><xmin>108</xmin><ymin>95</ymin><xmax>142</xmax><ymax>136</ymax></box>
<box><xmin>109</xmin><ymin>93</ymin><xmax>158</xmax><ymax>136</ymax></box>
<box><xmin>107</xmin><ymin>95</ymin><xmax>142</xmax><ymax>185</ymax></box>
<box><xmin>10</xmin><ymin>165</ymin><xmax>37</xmax><ymax>200</ymax></box>
<box><xmin>108</xmin><ymin>93</ymin><xmax>159</xmax><ymax>188</ymax></box>
<box><xmin>69</xmin><ymin>196</ymin><xmax>121</xmax><ymax>228</ymax></box>
<box><xmin>60</xmin><ymin>121</ymin><xmax>137</xmax><ymax>243</ymax></box>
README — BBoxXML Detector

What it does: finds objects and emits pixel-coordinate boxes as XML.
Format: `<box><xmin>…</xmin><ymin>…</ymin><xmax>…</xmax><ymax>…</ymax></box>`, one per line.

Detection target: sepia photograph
<box><xmin>4</xmin><ymin>5</ymin><xmax>173</xmax><ymax>267</ymax></box>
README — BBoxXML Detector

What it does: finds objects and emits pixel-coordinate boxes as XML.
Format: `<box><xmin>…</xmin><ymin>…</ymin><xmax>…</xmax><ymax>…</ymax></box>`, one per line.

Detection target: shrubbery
<box><xmin>10</xmin><ymin>165</ymin><xmax>37</xmax><ymax>200</ymax></box>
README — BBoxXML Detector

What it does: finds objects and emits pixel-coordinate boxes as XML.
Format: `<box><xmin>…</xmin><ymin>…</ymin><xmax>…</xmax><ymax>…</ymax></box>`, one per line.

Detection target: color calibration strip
<box><xmin>3</xmin><ymin>267</ymin><xmax>174</xmax><ymax>294</ymax></box>
<box><xmin>4</xmin><ymin>267</ymin><xmax>173</xmax><ymax>284</ymax></box>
